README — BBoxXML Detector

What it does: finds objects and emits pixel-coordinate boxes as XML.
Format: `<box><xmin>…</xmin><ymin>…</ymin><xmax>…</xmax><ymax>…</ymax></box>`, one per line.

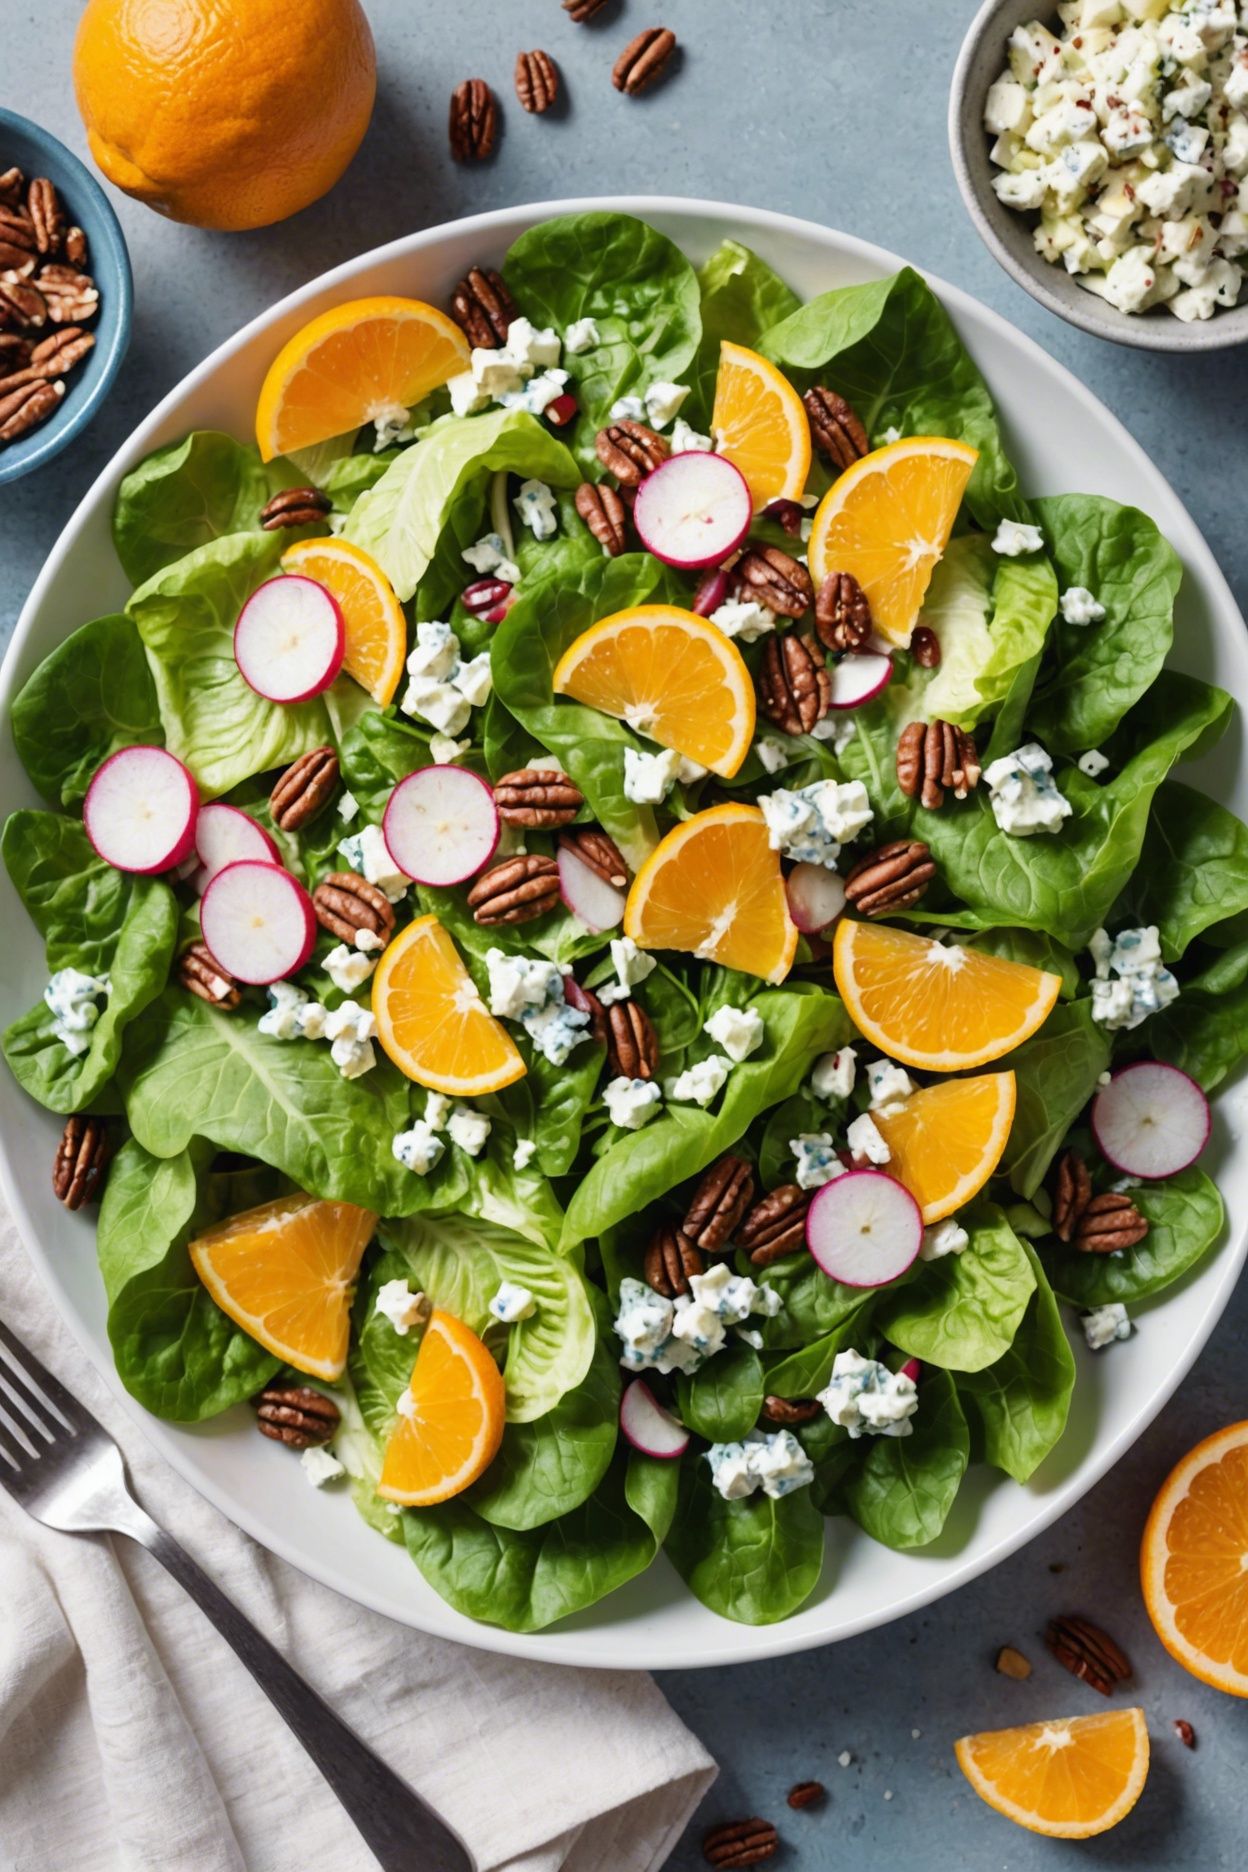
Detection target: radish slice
<box><xmin>382</xmin><ymin>766</ymin><xmax>499</xmax><ymax>887</ymax></box>
<box><xmin>200</xmin><ymin>860</ymin><xmax>316</xmax><ymax>984</ymax></box>
<box><xmin>827</xmin><ymin>653</ymin><xmax>892</xmax><ymax>710</ymax></box>
<box><xmin>1091</xmin><ymin>1061</ymin><xmax>1210</xmax><ymax>1181</ymax></box>
<box><xmin>83</xmin><ymin>746</ymin><xmax>199</xmax><ymax>875</ymax></box>
<box><xmin>558</xmin><ymin>841</ymin><xmax>626</xmax><ymax>933</ymax></box>
<box><xmin>786</xmin><ymin>863</ymin><xmax>847</xmax><ymax>934</ymax></box>
<box><xmin>619</xmin><ymin>1379</ymin><xmax>690</xmax><ymax>1460</ymax></box>
<box><xmin>899</xmin><ymin>1357</ymin><xmax>922</xmax><ymax>1383</ymax></box>
<box><xmin>806</xmin><ymin>1169</ymin><xmax>923</xmax><ymax>1288</ymax></box>
<box><xmin>193</xmin><ymin>802</ymin><xmax>281</xmax><ymax>894</ymax></box>
<box><xmin>234</xmin><ymin>575</ymin><xmax>345</xmax><ymax>703</ymax></box>
<box><xmin>632</xmin><ymin>452</ymin><xmax>752</xmax><ymax>570</ymax></box>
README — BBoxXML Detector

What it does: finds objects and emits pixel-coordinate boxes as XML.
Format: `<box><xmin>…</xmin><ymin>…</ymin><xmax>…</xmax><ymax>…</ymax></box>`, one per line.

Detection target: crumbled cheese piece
<box><xmin>755</xmin><ymin>737</ymin><xmax>791</xmax><ymax>775</ymax></box>
<box><xmin>373</xmin><ymin>408</ymin><xmax>414</xmax><ymax>450</ymax></box>
<box><xmin>300</xmin><ymin>1445</ymin><xmax>346</xmax><ymax>1487</ymax></box>
<box><xmin>402</xmin><ymin>673</ymin><xmax>471</xmax><ymax>737</ymax></box>
<box><xmin>666</xmin><ymin>1053</ymin><xmax>733</xmax><ymax>1107</ymax></box>
<box><xmin>258</xmin><ymin>981</ymin><xmax>324</xmax><ymax>1042</ymax></box>
<box><xmin>623</xmin><ymin>745</ymin><xmax>683</xmax><ymax>804</ymax></box>
<box><xmin>710</xmin><ymin>598</ymin><xmax>777</xmax><ymax>643</ymax></box>
<box><xmin>1083</xmin><ymin>1302</ymin><xmax>1132</xmax><ymax>1350</ymax></box>
<box><xmin>337</xmin><ymin>822</ymin><xmax>409</xmax><ymax>902</ymax></box>
<box><xmin>865</xmin><ymin>1058</ymin><xmax>915</xmax><ymax>1112</ymax></box>
<box><xmin>337</xmin><ymin>790</ymin><xmax>360</xmax><ymax>822</ymax></box>
<box><xmin>354</xmin><ymin>928</ymin><xmax>383</xmax><ymax>954</ymax></box>
<box><xmin>846</xmin><ymin>1111</ymin><xmax>891</xmax><ymax>1164</ymax></box>
<box><xmin>920</xmin><ymin>1219</ymin><xmax>969</xmax><ymax>1262</ymax></box>
<box><xmin>513</xmin><ymin>1137</ymin><xmax>537</xmax><ymax>1171</ymax></box>
<box><xmin>1060</xmin><ymin>585</ymin><xmax>1107</xmax><ymax>624</ymax></box>
<box><xmin>323</xmin><ymin>1001</ymin><xmax>376</xmax><ymax>1078</ymax></box>
<box><xmin>450</xmin><ymin>650</ymin><xmax>493</xmax><ymax>707</ymax></box>
<box><xmin>614</xmin><ymin>1279</ymin><xmax>701</xmax><ymax>1376</ymax></box>
<box><xmin>488</xmin><ymin>1280</ymin><xmax>536</xmax><ymax>1324</ymax></box>
<box><xmin>447</xmin><ymin>1105</ymin><xmax>491</xmax><ymax>1157</ymax></box>
<box><xmin>1079</xmin><ymin>747</ymin><xmax>1111</xmax><ymax>777</ymax></box>
<box><xmin>704</xmin><ymin>1003</ymin><xmax>764</xmax><ymax>1062</ymax></box>
<box><xmin>448</xmin><ymin>370</ymin><xmax>490</xmax><ymax>417</ymax></box>
<box><xmin>609</xmin><ymin>394</ymin><xmax>646</xmax><ymax>421</ymax></box>
<box><xmin>818</xmin><ymin>1349</ymin><xmax>918</xmax><ymax>1438</ymax></box>
<box><xmin>563</xmin><ymin>315</ymin><xmax>600</xmax><ymax>354</ymax></box>
<box><xmin>790</xmin><ymin>1133</ymin><xmax>847</xmax><ymax>1191</ymax></box>
<box><xmin>1087</xmin><ymin>924</ymin><xmax>1179</xmax><ymax>1030</ymax></box>
<box><xmin>599</xmin><ymin>935</ymin><xmax>658</xmax><ymax>1006</ymax></box>
<box><xmin>643</xmin><ymin>381</ymin><xmax>690</xmax><ymax>429</ymax></box>
<box><xmin>812</xmin><ymin>1046</ymin><xmax>857</xmax><ymax>1101</ymax></box>
<box><xmin>462</xmin><ymin>531</ymin><xmax>521</xmax><ymax>585</ymax></box>
<box><xmin>425</xmin><ymin>1091</ymin><xmax>451</xmax><ymax>1130</ymax></box>
<box><xmin>520</xmin><ymin>996</ymin><xmax>591</xmax><ymax>1065</ymax></box>
<box><xmin>992</xmin><ymin>519</ymin><xmax>1045</xmax><ymax>557</ymax></box>
<box><xmin>374</xmin><ymin>1279</ymin><xmax>430</xmax><ymax>1334</ymax></box>
<box><xmin>322</xmin><ymin>943</ymin><xmax>377</xmax><ymax>994</ymax></box>
<box><xmin>44</xmin><ymin>968</ymin><xmax>109</xmax><ymax>1056</ymax></box>
<box><xmin>392</xmin><ymin>1121</ymin><xmax>445</xmax><ymax>1175</ymax></box>
<box><xmin>759</xmin><ymin>779</ymin><xmax>873</xmax><ymax>869</ymax></box>
<box><xmin>810</xmin><ymin>712</ymin><xmax>857</xmax><ymax>756</ymax></box>
<box><xmin>499</xmin><ymin>365</ymin><xmax>571</xmax><ymax>418</ymax></box>
<box><xmin>671</xmin><ymin>416</ymin><xmax>713</xmax><ymax>454</ymax></box>
<box><xmin>514</xmin><ymin>478</ymin><xmax>559</xmax><ymax>540</ymax></box>
<box><xmin>705</xmin><ymin>1429</ymin><xmax>815</xmax><ymax>1501</ymax></box>
<box><xmin>484</xmin><ymin>947</ymin><xmax>563</xmax><ymax>1019</ymax></box>
<box><xmin>429</xmin><ymin>732</ymin><xmax>471</xmax><ymax>765</ymax></box>
<box><xmin>471</xmin><ymin>348</ymin><xmax>524</xmax><ymax>397</ymax></box>
<box><xmin>983</xmin><ymin>743</ymin><xmax>1073</xmax><ymax>837</ymax></box>
<box><xmin>503</xmin><ymin>317</ymin><xmax>562</xmax><ymax>371</ymax></box>
<box><xmin>603</xmin><ymin>1075</ymin><xmax>662</xmax><ymax>1130</ymax></box>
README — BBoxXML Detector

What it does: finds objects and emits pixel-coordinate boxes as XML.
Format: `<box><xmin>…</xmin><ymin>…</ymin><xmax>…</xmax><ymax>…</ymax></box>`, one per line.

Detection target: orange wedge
<box><xmin>372</xmin><ymin>913</ymin><xmax>525</xmax><ymax>1096</ymax></box>
<box><xmin>189</xmin><ymin>1194</ymin><xmax>376</xmax><ymax>1381</ymax></box>
<box><xmin>624</xmin><ymin>802</ymin><xmax>796</xmax><ymax>984</ymax></box>
<box><xmin>378</xmin><ymin>1309</ymin><xmax>506</xmax><ymax>1506</ymax></box>
<box><xmin>955</xmin><ymin>1708</ymin><xmax>1149</xmax><ymax>1840</ymax></box>
<box><xmin>871</xmin><ymin>1073</ymin><xmax>1016</xmax><ymax>1223</ymax></box>
<box><xmin>552</xmin><ymin>605</ymin><xmax>755</xmax><ymax>779</ymax></box>
<box><xmin>833</xmin><ymin>920</ymin><xmax>1061</xmax><ymax>1071</ymax></box>
<box><xmin>1141</xmin><ymin>1421</ymin><xmax>1248</xmax><ymax>1697</ymax></box>
<box><xmin>808</xmin><ymin>437</ymin><xmax>979</xmax><ymax>645</ymax></box>
<box><xmin>710</xmin><ymin>339</ymin><xmax>811</xmax><ymax>509</ymax></box>
<box><xmin>256</xmin><ymin>296</ymin><xmax>469</xmax><ymax>461</ymax></box>
<box><xmin>281</xmin><ymin>536</ymin><xmax>407</xmax><ymax>705</ymax></box>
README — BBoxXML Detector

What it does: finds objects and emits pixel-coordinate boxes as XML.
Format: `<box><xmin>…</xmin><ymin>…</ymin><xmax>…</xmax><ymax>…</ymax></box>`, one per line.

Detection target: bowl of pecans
<box><xmin>0</xmin><ymin>108</ymin><xmax>132</xmax><ymax>484</ymax></box>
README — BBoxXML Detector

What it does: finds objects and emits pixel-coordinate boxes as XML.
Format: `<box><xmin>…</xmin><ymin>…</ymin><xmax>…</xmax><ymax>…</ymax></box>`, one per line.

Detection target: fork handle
<box><xmin>118</xmin><ymin>1507</ymin><xmax>474</xmax><ymax>1872</ymax></box>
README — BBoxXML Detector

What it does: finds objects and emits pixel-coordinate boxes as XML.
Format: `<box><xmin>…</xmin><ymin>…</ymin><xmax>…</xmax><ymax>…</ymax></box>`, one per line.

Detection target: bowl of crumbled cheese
<box><xmin>950</xmin><ymin>0</ymin><xmax>1248</xmax><ymax>350</ymax></box>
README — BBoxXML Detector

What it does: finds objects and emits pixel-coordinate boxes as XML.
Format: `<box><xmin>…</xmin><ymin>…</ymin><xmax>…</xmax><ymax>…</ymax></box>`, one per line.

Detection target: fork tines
<box><xmin>0</xmin><ymin>1315</ymin><xmax>83</xmax><ymax>1467</ymax></box>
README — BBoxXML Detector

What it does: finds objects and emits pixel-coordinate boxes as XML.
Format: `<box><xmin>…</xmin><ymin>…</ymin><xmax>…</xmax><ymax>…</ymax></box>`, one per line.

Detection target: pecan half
<box><xmin>516</xmin><ymin>49</ymin><xmax>559</xmax><ymax>113</ymax></box>
<box><xmin>761</xmin><ymin>1394</ymin><xmax>821</xmax><ymax>1427</ymax></box>
<box><xmin>450</xmin><ymin>266</ymin><xmax>516</xmax><ymax>348</ymax></box>
<box><xmin>737</xmin><ymin>545</ymin><xmax>813</xmax><ymax>619</ymax></box>
<box><xmin>596</xmin><ymin>419</ymin><xmax>668</xmax><ymax>485</ymax></box>
<box><xmin>814</xmin><ymin>570</ymin><xmax>872</xmax><ymax>652</ymax></box>
<box><xmin>64</xmin><ymin>226</ymin><xmax>88</xmax><ymax>269</ymax></box>
<box><xmin>52</xmin><ymin>1115</ymin><xmax>108</xmax><ymax>1211</ymax></box>
<box><xmin>911</xmin><ymin>624</ymin><xmax>941</xmax><ymax>669</ymax></box>
<box><xmin>757</xmin><ymin>632</ymin><xmax>831</xmax><ymax>737</ymax></box>
<box><xmin>467</xmin><ymin>855</ymin><xmax>561</xmax><ymax>925</ymax></box>
<box><xmin>27</xmin><ymin>178</ymin><xmax>64</xmax><ymax>255</ymax></box>
<box><xmin>0</xmin><ymin>377</ymin><xmax>63</xmax><ymax>440</ymax></box>
<box><xmin>0</xmin><ymin>244</ymin><xmax>37</xmax><ymax>276</ymax></box>
<box><xmin>895</xmin><ymin>718</ymin><xmax>981</xmax><ymax>811</ymax></box>
<box><xmin>575</xmin><ymin>479</ymin><xmax>629</xmax><ymax>555</ymax></box>
<box><xmin>563</xmin><ymin>0</ymin><xmax>609</xmax><ymax>16</ymax></box>
<box><xmin>37</xmin><ymin>264</ymin><xmax>98</xmax><ymax>324</ymax></box>
<box><xmin>0</xmin><ymin>333</ymin><xmax>32</xmax><ymax>372</ymax></box>
<box><xmin>494</xmin><ymin>767</ymin><xmax>584</xmax><ymax>828</ymax></box>
<box><xmin>738</xmin><ymin>1184</ymin><xmax>811</xmax><ymax>1266</ymax></box>
<box><xmin>178</xmin><ymin>941</ymin><xmax>242</xmax><ymax>1009</ymax></box>
<box><xmin>449</xmin><ymin>79</ymin><xmax>498</xmax><ymax>162</ymax></box>
<box><xmin>254</xmin><ymin>1382</ymin><xmax>341</xmax><ymax>1449</ymax></box>
<box><xmin>260</xmin><ymin>485</ymin><xmax>332</xmax><ymax>530</ymax></box>
<box><xmin>844</xmin><ymin>839</ymin><xmax>935</xmax><ymax>916</ymax></box>
<box><xmin>644</xmin><ymin>1222</ymin><xmax>703</xmax><ymax>1298</ymax></box>
<box><xmin>270</xmin><ymin>746</ymin><xmax>339</xmax><ymax>830</ymax></box>
<box><xmin>613</xmin><ymin>27</ymin><xmax>678</xmax><ymax>94</ymax></box>
<box><xmin>27</xmin><ymin>325</ymin><xmax>93</xmax><ymax>377</ymax></box>
<box><xmin>606</xmin><ymin>1000</ymin><xmax>658</xmax><ymax>1080</ymax></box>
<box><xmin>1076</xmin><ymin>1191</ymin><xmax>1149</xmax><ymax>1254</ymax></box>
<box><xmin>683</xmin><ymin>1155</ymin><xmax>755</xmax><ymax>1254</ymax></box>
<box><xmin>0</xmin><ymin>280</ymin><xmax>46</xmax><ymax>328</ymax></box>
<box><xmin>786</xmin><ymin>1781</ymin><xmax>825</xmax><ymax>1810</ymax></box>
<box><xmin>0</xmin><ymin>168</ymin><xmax>24</xmax><ymax>210</ymax></box>
<box><xmin>560</xmin><ymin>825</ymin><xmax>628</xmax><ymax>889</ymax></box>
<box><xmin>1045</xmin><ymin>1615</ymin><xmax>1131</xmax><ymax>1696</ymax></box>
<box><xmin>804</xmin><ymin>387</ymin><xmax>869</xmax><ymax>470</ymax></box>
<box><xmin>703</xmin><ymin>1818</ymin><xmax>778</xmax><ymax>1868</ymax></box>
<box><xmin>1052</xmin><ymin>1149</ymin><xmax>1092</xmax><ymax>1244</ymax></box>
<box><xmin>313</xmin><ymin>872</ymin><xmax>396</xmax><ymax>946</ymax></box>
<box><xmin>0</xmin><ymin>206</ymin><xmax>36</xmax><ymax>253</ymax></box>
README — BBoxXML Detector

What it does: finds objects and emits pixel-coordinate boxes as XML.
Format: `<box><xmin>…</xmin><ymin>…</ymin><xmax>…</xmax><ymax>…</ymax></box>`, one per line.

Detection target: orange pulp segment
<box><xmin>624</xmin><ymin>802</ymin><xmax>797</xmax><ymax>984</ymax></box>
<box><xmin>710</xmin><ymin>339</ymin><xmax>812</xmax><ymax>508</ymax></box>
<box><xmin>281</xmin><ymin>536</ymin><xmax>407</xmax><ymax>706</ymax></box>
<box><xmin>378</xmin><ymin>1309</ymin><xmax>506</xmax><ymax>1506</ymax></box>
<box><xmin>955</xmin><ymin>1708</ymin><xmax>1149</xmax><ymax>1839</ymax></box>
<box><xmin>372</xmin><ymin>914</ymin><xmax>525</xmax><ymax>1096</ymax></box>
<box><xmin>870</xmin><ymin>1072</ymin><xmax>1016</xmax><ymax>1224</ymax></box>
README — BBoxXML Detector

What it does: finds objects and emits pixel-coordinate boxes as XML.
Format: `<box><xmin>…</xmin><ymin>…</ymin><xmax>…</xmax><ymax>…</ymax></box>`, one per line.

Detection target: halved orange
<box><xmin>1141</xmin><ymin>1421</ymin><xmax>1248</xmax><ymax>1697</ymax></box>
<box><xmin>710</xmin><ymin>339</ymin><xmax>811</xmax><ymax>509</ymax></box>
<box><xmin>833</xmin><ymin>920</ymin><xmax>1061</xmax><ymax>1070</ymax></box>
<box><xmin>955</xmin><ymin>1708</ymin><xmax>1149</xmax><ymax>1839</ymax></box>
<box><xmin>372</xmin><ymin>914</ymin><xmax>525</xmax><ymax>1096</ymax></box>
<box><xmin>624</xmin><ymin>802</ymin><xmax>796</xmax><ymax>984</ymax></box>
<box><xmin>189</xmin><ymin>1194</ymin><xmax>376</xmax><ymax>1381</ymax></box>
<box><xmin>378</xmin><ymin>1309</ymin><xmax>506</xmax><ymax>1506</ymax></box>
<box><xmin>256</xmin><ymin>296</ymin><xmax>469</xmax><ymax>461</ymax></box>
<box><xmin>552</xmin><ymin>605</ymin><xmax>755</xmax><ymax>779</ymax></box>
<box><xmin>871</xmin><ymin>1072</ymin><xmax>1016</xmax><ymax>1223</ymax></box>
<box><xmin>281</xmin><ymin>536</ymin><xmax>407</xmax><ymax>705</ymax></box>
<box><xmin>808</xmin><ymin>437</ymin><xmax>979</xmax><ymax>645</ymax></box>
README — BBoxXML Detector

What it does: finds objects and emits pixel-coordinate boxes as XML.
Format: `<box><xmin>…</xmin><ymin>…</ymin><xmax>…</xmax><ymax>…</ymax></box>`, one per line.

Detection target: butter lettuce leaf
<box><xmin>12</xmin><ymin>614</ymin><xmax>164</xmax><ymax>809</ymax></box>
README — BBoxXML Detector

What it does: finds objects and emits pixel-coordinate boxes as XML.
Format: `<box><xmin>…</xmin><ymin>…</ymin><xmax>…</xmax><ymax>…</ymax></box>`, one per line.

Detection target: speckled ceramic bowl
<box><xmin>950</xmin><ymin>0</ymin><xmax>1248</xmax><ymax>351</ymax></box>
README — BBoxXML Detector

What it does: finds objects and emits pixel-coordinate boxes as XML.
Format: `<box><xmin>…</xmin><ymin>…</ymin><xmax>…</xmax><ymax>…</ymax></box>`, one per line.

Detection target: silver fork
<box><xmin>0</xmin><ymin>1313</ymin><xmax>473</xmax><ymax>1872</ymax></box>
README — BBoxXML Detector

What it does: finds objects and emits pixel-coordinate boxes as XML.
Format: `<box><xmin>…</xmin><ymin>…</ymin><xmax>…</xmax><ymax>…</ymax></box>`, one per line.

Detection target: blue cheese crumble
<box><xmin>338</xmin><ymin>823</ymin><xmax>409</xmax><ymax>902</ymax></box>
<box><xmin>671</xmin><ymin>416</ymin><xmax>713</xmax><ymax>454</ymax></box>
<box><xmin>818</xmin><ymin>1349</ymin><xmax>918</xmax><ymax>1439</ymax></box>
<box><xmin>392</xmin><ymin>1120</ymin><xmax>445</xmax><ymax>1175</ymax></box>
<box><xmin>983</xmin><ymin>742</ymin><xmax>1073</xmax><ymax>836</ymax></box>
<box><xmin>643</xmin><ymin>381</ymin><xmax>690</xmax><ymax>429</ymax></box>
<box><xmin>462</xmin><ymin>531</ymin><xmax>521</xmax><ymax>586</ymax></box>
<box><xmin>447</xmin><ymin>1105</ymin><xmax>491</xmax><ymax>1157</ymax></box>
<box><xmin>920</xmin><ymin>1218</ymin><xmax>969</xmax><ymax>1262</ymax></box>
<box><xmin>1083</xmin><ymin>1301</ymin><xmax>1132</xmax><ymax>1350</ymax></box>
<box><xmin>812</xmin><ymin>1045</ymin><xmax>857</xmax><ymax>1101</ymax></box>
<box><xmin>603</xmin><ymin>1076</ymin><xmax>663</xmax><ymax>1130</ymax></box>
<box><xmin>710</xmin><ymin>598</ymin><xmax>777</xmax><ymax>643</ymax></box>
<box><xmin>323</xmin><ymin>1001</ymin><xmax>377</xmax><ymax>1079</ymax></box>
<box><xmin>374</xmin><ymin>1279</ymin><xmax>430</xmax><ymax>1334</ymax></box>
<box><xmin>706</xmin><ymin>1429</ymin><xmax>815</xmax><ymax>1502</ymax></box>
<box><xmin>488</xmin><ymin>1280</ymin><xmax>536</xmax><ymax>1324</ymax></box>
<box><xmin>666</xmin><ymin>1053</ymin><xmax>732</xmax><ymax>1106</ymax></box>
<box><xmin>791</xmin><ymin>1132</ymin><xmax>847</xmax><ymax>1190</ymax></box>
<box><xmin>322</xmin><ymin>943</ymin><xmax>377</xmax><ymax>994</ymax></box>
<box><xmin>599</xmin><ymin>934</ymin><xmax>658</xmax><ymax>1005</ymax></box>
<box><xmin>865</xmin><ymin>1058</ymin><xmax>915</xmax><ymax>1113</ymax></box>
<box><xmin>1087</xmin><ymin>924</ymin><xmax>1179</xmax><ymax>1030</ymax></box>
<box><xmin>301</xmin><ymin>1445</ymin><xmax>346</xmax><ymax>1487</ymax></box>
<box><xmin>623</xmin><ymin>746</ymin><xmax>686</xmax><ymax>804</ymax></box>
<box><xmin>614</xmin><ymin>1267</ymin><xmax>781</xmax><ymax>1376</ymax></box>
<box><xmin>44</xmin><ymin>968</ymin><xmax>109</xmax><ymax>1056</ymax></box>
<box><xmin>704</xmin><ymin>1003</ymin><xmax>764</xmax><ymax>1062</ymax></box>
<box><xmin>1079</xmin><ymin>748</ymin><xmax>1111</xmax><ymax>778</ymax></box>
<box><xmin>563</xmin><ymin>315</ymin><xmax>600</xmax><ymax>354</ymax></box>
<box><xmin>514</xmin><ymin>478</ymin><xmax>559</xmax><ymax>540</ymax></box>
<box><xmin>846</xmin><ymin>1111</ymin><xmax>891</xmax><ymax>1165</ymax></box>
<box><xmin>482</xmin><ymin>947</ymin><xmax>591</xmax><ymax>1065</ymax></box>
<box><xmin>759</xmin><ymin>779</ymin><xmax>873</xmax><ymax>869</ymax></box>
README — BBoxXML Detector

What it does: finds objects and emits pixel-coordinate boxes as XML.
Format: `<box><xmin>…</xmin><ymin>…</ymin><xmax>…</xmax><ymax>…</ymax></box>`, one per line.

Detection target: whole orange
<box><xmin>73</xmin><ymin>0</ymin><xmax>376</xmax><ymax>231</ymax></box>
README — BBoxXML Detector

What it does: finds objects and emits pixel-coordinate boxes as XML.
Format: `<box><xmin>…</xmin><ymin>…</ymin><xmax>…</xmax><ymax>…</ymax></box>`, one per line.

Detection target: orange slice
<box><xmin>624</xmin><ymin>802</ymin><xmax>796</xmax><ymax>984</ymax></box>
<box><xmin>710</xmin><ymin>339</ymin><xmax>811</xmax><ymax>509</ymax></box>
<box><xmin>256</xmin><ymin>296</ymin><xmax>469</xmax><ymax>461</ymax></box>
<box><xmin>955</xmin><ymin>1708</ymin><xmax>1149</xmax><ymax>1839</ymax></box>
<box><xmin>280</xmin><ymin>536</ymin><xmax>407</xmax><ymax>706</ymax></box>
<box><xmin>1141</xmin><ymin>1420</ymin><xmax>1248</xmax><ymax>1697</ymax></box>
<box><xmin>378</xmin><ymin>1309</ymin><xmax>506</xmax><ymax>1505</ymax></box>
<box><xmin>372</xmin><ymin>913</ymin><xmax>525</xmax><ymax>1096</ymax></box>
<box><xmin>833</xmin><ymin>920</ymin><xmax>1061</xmax><ymax>1071</ymax></box>
<box><xmin>871</xmin><ymin>1073</ymin><xmax>1016</xmax><ymax>1223</ymax></box>
<box><xmin>189</xmin><ymin>1194</ymin><xmax>376</xmax><ymax>1381</ymax></box>
<box><xmin>552</xmin><ymin>605</ymin><xmax>755</xmax><ymax>779</ymax></box>
<box><xmin>808</xmin><ymin>437</ymin><xmax>979</xmax><ymax>645</ymax></box>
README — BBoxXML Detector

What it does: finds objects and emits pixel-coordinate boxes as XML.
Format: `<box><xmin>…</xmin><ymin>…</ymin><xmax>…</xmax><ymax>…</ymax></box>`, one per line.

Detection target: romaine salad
<box><xmin>5</xmin><ymin>212</ymin><xmax>1241</xmax><ymax>1633</ymax></box>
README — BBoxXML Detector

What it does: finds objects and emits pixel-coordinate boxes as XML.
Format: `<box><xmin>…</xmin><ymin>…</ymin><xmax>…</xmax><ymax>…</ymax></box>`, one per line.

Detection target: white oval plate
<box><xmin>2</xmin><ymin>198</ymin><xmax>1245</xmax><ymax>1671</ymax></box>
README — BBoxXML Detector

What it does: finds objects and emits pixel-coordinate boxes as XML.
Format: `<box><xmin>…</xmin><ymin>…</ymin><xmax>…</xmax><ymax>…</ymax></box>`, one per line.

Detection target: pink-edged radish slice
<box><xmin>558</xmin><ymin>840</ymin><xmax>626</xmax><ymax>933</ymax></box>
<box><xmin>632</xmin><ymin>452</ymin><xmax>752</xmax><ymax>570</ymax></box>
<box><xmin>234</xmin><ymin>575</ymin><xmax>344</xmax><ymax>703</ymax></box>
<box><xmin>192</xmin><ymin>801</ymin><xmax>281</xmax><ymax>894</ymax></box>
<box><xmin>786</xmin><ymin>863</ymin><xmax>847</xmax><ymax>935</ymax></box>
<box><xmin>899</xmin><ymin>1357</ymin><xmax>921</xmax><ymax>1384</ymax></box>
<box><xmin>200</xmin><ymin>860</ymin><xmax>316</xmax><ymax>985</ymax></box>
<box><xmin>83</xmin><ymin>746</ymin><xmax>199</xmax><ymax>875</ymax></box>
<box><xmin>826</xmin><ymin>653</ymin><xmax>892</xmax><ymax>711</ymax></box>
<box><xmin>619</xmin><ymin>1378</ymin><xmax>690</xmax><ymax>1460</ymax></box>
<box><xmin>806</xmin><ymin>1169</ymin><xmax>922</xmax><ymax>1288</ymax></box>
<box><xmin>382</xmin><ymin>766</ymin><xmax>499</xmax><ymax>888</ymax></box>
<box><xmin>1091</xmin><ymin>1061</ymin><xmax>1210</xmax><ymax>1181</ymax></box>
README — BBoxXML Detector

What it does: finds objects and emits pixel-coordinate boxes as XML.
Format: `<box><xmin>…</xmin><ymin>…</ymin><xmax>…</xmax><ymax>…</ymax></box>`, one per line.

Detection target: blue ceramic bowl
<box><xmin>0</xmin><ymin>108</ymin><xmax>132</xmax><ymax>484</ymax></box>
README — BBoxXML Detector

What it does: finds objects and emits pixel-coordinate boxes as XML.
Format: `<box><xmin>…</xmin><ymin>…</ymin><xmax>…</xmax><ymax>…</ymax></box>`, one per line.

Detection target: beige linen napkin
<box><xmin>0</xmin><ymin>1208</ymin><xmax>715</xmax><ymax>1872</ymax></box>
